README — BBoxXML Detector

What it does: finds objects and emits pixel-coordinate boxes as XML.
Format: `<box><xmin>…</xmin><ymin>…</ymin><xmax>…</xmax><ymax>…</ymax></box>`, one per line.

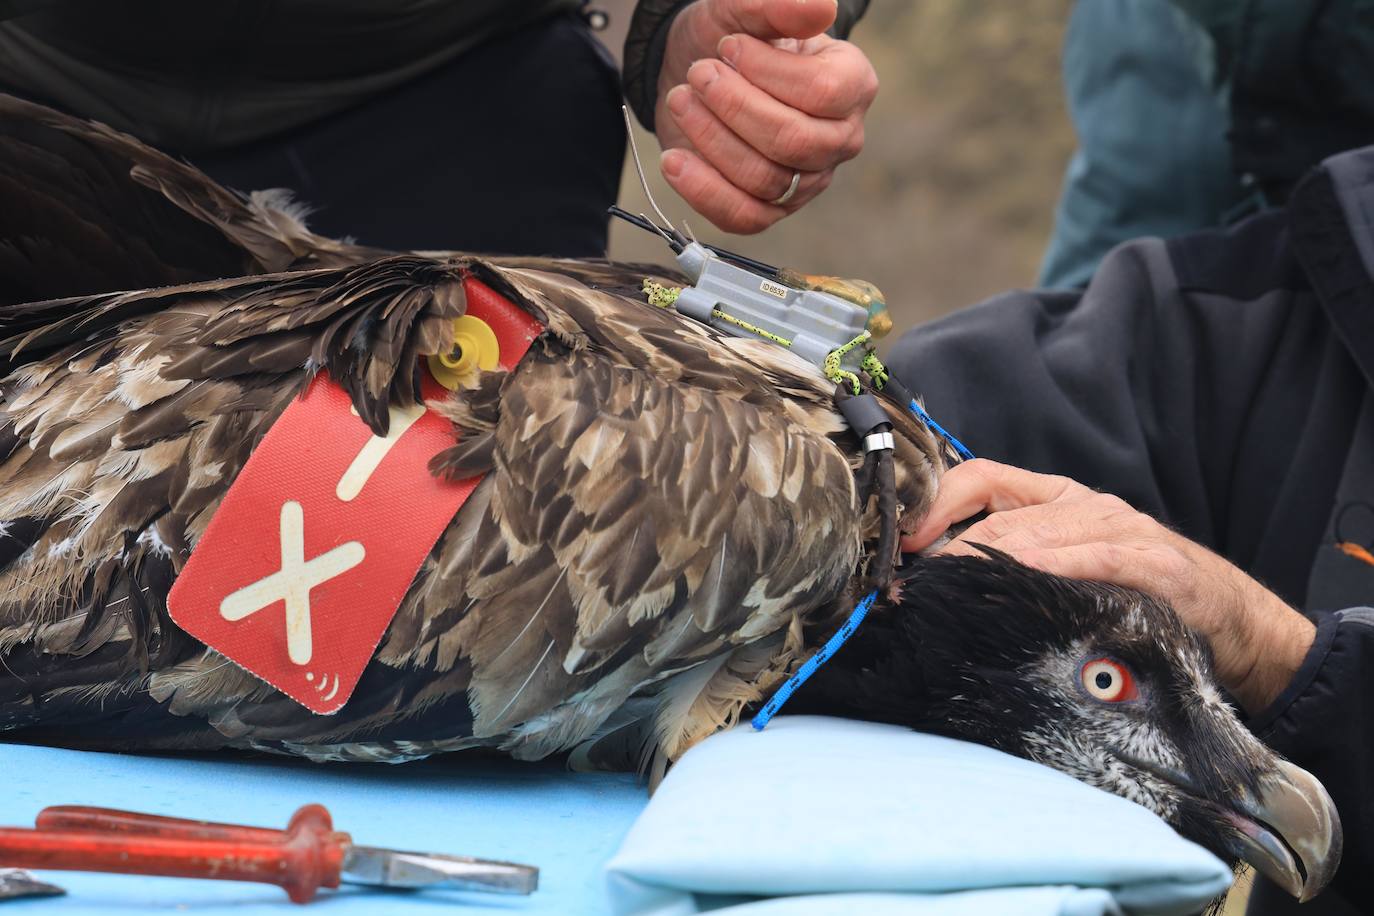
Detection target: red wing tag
<box><xmin>168</xmin><ymin>278</ymin><xmax>542</xmax><ymax>714</ymax></box>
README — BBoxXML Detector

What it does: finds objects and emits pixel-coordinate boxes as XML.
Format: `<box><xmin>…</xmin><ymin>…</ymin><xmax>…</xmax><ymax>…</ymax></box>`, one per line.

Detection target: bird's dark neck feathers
<box><xmin>791</xmin><ymin>555</ymin><xmax>1102</xmax><ymax>750</ymax></box>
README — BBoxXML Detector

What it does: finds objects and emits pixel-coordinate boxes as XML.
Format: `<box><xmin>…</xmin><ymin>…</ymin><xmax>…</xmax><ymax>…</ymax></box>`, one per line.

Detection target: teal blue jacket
<box><xmin>1040</xmin><ymin>0</ymin><xmax>1374</xmax><ymax>289</ymax></box>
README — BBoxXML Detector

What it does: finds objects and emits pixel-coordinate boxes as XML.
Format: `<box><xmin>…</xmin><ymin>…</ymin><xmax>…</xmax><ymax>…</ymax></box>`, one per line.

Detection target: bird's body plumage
<box><xmin>0</xmin><ymin>95</ymin><xmax>941</xmax><ymax>763</ymax></box>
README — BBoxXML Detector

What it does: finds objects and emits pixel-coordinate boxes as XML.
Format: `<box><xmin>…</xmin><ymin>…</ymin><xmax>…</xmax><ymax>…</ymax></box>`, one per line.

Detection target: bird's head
<box><xmin>799</xmin><ymin>551</ymin><xmax>1342</xmax><ymax>902</ymax></box>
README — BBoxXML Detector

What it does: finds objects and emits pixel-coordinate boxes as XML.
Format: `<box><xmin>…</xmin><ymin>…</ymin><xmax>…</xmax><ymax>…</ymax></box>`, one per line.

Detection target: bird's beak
<box><xmin>1226</xmin><ymin>758</ymin><xmax>1342</xmax><ymax>902</ymax></box>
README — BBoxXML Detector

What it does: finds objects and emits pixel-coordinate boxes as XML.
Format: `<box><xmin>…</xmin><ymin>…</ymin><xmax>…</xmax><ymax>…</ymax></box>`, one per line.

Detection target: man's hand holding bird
<box><xmin>903</xmin><ymin>459</ymin><xmax>1318</xmax><ymax>715</ymax></box>
<box><xmin>655</xmin><ymin>0</ymin><xmax>878</xmax><ymax>233</ymax></box>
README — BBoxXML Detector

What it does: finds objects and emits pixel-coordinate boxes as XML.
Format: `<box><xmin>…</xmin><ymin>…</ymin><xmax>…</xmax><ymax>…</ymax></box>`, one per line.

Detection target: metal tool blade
<box><xmin>342</xmin><ymin>846</ymin><xmax>537</xmax><ymax>895</ymax></box>
<box><xmin>0</xmin><ymin>869</ymin><xmax>65</xmax><ymax>901</ymax></box>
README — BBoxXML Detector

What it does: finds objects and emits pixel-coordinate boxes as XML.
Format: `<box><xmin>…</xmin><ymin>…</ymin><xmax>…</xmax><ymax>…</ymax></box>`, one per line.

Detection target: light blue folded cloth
<box><xmin>2</xmin><ymin>742</ymin><xmax>647</xmax><ymax>913</ymax></box>
<box><xmin>605</xmin><ymin>717</ymin><xmax>1233</xmax><ymax>916</ymax></box>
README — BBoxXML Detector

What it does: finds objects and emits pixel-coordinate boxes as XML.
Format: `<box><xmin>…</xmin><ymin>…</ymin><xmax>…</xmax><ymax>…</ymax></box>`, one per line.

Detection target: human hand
<box><xmin>901</xmin><ymin>459</ymin><xmax>1316</xmax><ymax>714</ymax></box>
<box><xmin>654</xmin><ymin>0</ymin><xmax>878</xmax><ymax>233</ymax></box>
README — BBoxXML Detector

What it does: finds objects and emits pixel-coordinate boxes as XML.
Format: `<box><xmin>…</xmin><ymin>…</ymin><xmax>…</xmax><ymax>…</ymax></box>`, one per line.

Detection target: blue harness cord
<box><xmin>751</xmin><ymin>590</ymin><xmax>878</xmax><ymax>730</ymax></box>
<box><xmin>908</xmin><ymin>399</ymin><xmax>975</xmax><ymax>462</ymax></box>
<box><xmin>750</xmin><ymin>398</ymin><xmax>974</xmax><ymax>730</ymax></box>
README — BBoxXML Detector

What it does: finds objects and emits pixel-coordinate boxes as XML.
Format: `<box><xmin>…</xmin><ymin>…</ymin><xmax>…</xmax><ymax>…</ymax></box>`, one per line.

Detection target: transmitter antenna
<box><xmin>622</xmin><ymin>106</ymin><xmax>686</xmax><ymax>248</ymax></box>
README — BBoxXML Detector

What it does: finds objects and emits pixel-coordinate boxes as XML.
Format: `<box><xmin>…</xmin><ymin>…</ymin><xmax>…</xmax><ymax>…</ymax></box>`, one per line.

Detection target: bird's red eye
<box><xmin>1080</xmin><ymin>658</ymin><xmax>1138</xmax><ymax>702</ymax></box>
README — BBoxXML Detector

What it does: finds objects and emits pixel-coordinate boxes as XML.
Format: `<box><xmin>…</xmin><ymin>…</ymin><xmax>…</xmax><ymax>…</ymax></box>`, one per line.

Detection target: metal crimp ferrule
<box><xmin>863</xmin><ymin>432</ymin><xmax>895</xmax><ymax>453</ymax></box>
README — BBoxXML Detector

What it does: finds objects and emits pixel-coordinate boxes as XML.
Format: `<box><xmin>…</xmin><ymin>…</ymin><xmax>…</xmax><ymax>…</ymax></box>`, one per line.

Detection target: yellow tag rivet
<box><xmin>437</xmin><ymin>346</ymin><xmax>466</xmax><ymax>370</ymax></box>
<box><xmin>428</xmin><ymin>315</ymin><xmax>501</xmax><ymax>390</ymax></box>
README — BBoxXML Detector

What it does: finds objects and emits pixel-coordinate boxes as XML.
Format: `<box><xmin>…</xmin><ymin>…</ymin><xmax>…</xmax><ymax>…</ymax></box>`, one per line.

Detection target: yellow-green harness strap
<box><xmin>824</xmin><ymin>330</ymin><xmax>872</xmax><ymax>394</ymax></box>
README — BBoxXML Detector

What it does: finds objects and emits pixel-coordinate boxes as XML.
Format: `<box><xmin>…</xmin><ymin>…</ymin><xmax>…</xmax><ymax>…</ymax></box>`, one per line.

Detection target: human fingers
<box><xmin>951</xmin><ymin>493</ymin><xmax>1155</xmax><ymax>556</ymax></box>
<box><xmin>935</xmin><ymin>537</ymin><xmax>1169</xmax><ymax>605</ymax></box>
<box><xmin>703</xmin><ymin>0</ymin><xmax>837</xmax><ymax>42</ymax></box>
<box><xmin>1000</xmin><ymin>534</ymin><xmax>1231</xmax><ymax>658</ymax></box>
<box><xmin>686</xmin><ymin>58</ymin><xmax>863</xmax><ymax>172</ymax></box>
<box><xmin>718</xmin><ymin>33</ymin><xmax>878</xmax><ymax>120</ymax></box>
<box><xmin>1008</xmin><ymin>539</ymin><xmax>1240</xmax><ymax>666</ymax></box>
<box><xmin>1002</xmin><ymin>541</ymin><xmax>1177</xmax><ymax>591</ymax></box>
<box><xmin>660</xmin><ymin>146</ymin><xmax>832</xmax><ymax>233</ymax></box>
<box><xmin>902</xmin><ymin>459</ymin><xmax>1090</xmax><ymax>553</ymax></box>
<box><xmin>662</xmin><ymin>84</ymin><xmax>825</xmax><ymax>202</ymax></box>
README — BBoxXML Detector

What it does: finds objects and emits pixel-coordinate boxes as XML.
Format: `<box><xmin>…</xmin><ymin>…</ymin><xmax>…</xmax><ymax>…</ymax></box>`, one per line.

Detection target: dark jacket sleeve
<box><xmin>622</xmin><ymin>0</ymin><xmax>870</xmax><ymax>131</ymax></box>
<box><xmin>888</xmin><ymin>216</ymin><xmax>1358</xmax><ymax>607</ymax></box>
<box><xmin>886</xmin><ymin>220</ymin><xmax>1371</xmax><ymax>907</ymax></box>
<box><xmin>1245</xmin><ymin>609</ymin><xmax>1374</xmax><ymax>908</ymax></box>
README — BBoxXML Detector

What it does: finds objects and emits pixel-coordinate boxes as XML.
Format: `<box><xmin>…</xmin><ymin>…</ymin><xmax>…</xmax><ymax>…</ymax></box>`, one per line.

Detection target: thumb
<box><xmin>707</xmin><ymin>0</ymin><xmax>838</xmax><ymax>42</ymax></box>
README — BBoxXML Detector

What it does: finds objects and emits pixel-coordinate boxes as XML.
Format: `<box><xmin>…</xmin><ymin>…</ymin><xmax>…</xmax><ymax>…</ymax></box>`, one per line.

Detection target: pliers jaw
<box><xmin>342</xmin><ymin>846</ymin><xmax>538</xmax><ymax>894</ymax></box>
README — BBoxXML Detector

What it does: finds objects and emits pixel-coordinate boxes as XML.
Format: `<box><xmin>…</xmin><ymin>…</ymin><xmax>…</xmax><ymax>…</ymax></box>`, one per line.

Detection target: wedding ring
<box><xmin>771</xmin><ymin>171</ymin><xmax>802</xmax><ymax>205</ymax></box>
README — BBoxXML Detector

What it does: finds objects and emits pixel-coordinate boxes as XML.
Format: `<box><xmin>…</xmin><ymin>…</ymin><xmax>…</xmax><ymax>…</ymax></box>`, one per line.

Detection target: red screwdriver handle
<box><xmin>2</xmin><ymin>804</ymin><xmax>346</xmax><ymax>903</ymax></box>
<box><xmin>36</xmin><ymin>806</ymin><xmax>288</xmax><ymax>843</ymax></box>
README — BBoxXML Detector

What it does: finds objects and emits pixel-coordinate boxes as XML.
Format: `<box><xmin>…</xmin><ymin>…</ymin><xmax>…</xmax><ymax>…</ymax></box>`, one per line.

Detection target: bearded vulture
<box><xmin>0</xmin><ymin>95</ymin><xmax>1342</xmax><ymax>902</ymax></box>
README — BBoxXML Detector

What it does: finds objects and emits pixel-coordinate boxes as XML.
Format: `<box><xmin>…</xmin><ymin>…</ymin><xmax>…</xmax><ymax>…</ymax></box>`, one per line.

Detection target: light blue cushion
<box><xmin>605</xmin><ymin>717</ymin><xmax>1232</xmax><ymax>916</ymax></box>
<box><xmin>1</xmin><ymin>743</ymin><xmax>646</xmax><ymax>913</ymax></box>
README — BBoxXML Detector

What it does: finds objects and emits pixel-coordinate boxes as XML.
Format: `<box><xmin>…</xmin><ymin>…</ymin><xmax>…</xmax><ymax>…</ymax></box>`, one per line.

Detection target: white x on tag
<box><xmin>219</xmin><ymin>500</ymin><xmax>365</xmax><ymax>665</ymax></box>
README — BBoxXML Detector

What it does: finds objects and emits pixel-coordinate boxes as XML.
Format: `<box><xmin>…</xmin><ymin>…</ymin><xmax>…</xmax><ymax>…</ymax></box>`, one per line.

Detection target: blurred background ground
<box><xmin>598</xmin><ymin>0</ymin><xmax>1078</xmax><ymax>339</ymax></box>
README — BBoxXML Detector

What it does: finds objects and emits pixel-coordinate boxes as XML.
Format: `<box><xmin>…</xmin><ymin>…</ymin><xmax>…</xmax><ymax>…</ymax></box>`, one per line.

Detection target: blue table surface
<box><xmin>1</xmin><ymin>743</ymin><xmax>647</xmax><ymax>914</ymax></box>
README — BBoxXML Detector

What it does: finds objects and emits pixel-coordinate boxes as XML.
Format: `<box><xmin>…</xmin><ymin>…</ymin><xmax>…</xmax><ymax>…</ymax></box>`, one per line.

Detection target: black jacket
<box><xmin>888</xmin><ymin>148</ymin><xmax>1374</xmax><ymax>914</ymax></box>
<box><xmin>1171</xmin><ymin>0</ymin><xmax>1374</xmax><ymax>204</ymax></box>
<box><xmin>0</xmin><ymin>0</ymin><xmax>582</xmax><ymax>151</ymax></box>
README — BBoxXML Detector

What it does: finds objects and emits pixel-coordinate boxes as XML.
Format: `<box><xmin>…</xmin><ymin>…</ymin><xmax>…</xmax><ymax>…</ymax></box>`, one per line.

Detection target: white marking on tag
<box><xmin>218</xmin><ymin>500</ymin><xmax>365</xmax><ymax>665</ymax></box>
<box><xmin>760</xmin><ymin>280</ymin><xmax>789</xmax><ymax>300</ymax></box>
<box><xmin>337</xmin><ymin>403</ymin><xmax>427</xmax><ymax>502</ymax></box>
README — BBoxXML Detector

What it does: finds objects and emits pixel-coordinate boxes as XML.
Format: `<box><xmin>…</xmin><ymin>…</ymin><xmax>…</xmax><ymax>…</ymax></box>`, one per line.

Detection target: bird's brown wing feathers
<box><xmin>1</xmin><ymin>256</ymin><xmax>466</xmax><ymax>432</ymax></box>
<box><xmin>0</xmin><ymin>258</ymin><xmax>470</xmax><ymax>733</ymax></box>
<box><xmin>0</xmin><ymin>255</ymin><xmax>903</xmax><ymax>762</ymax></box>
<box><xmin>411</xmin><ymin>342</ymin><xmax>862</xmax><ymax>760</ymax></box>
<box><xmin>0</xmin><ymin>92</ymin><xmax>943</xmax><ymax>763</ymax></box>
<box><xmin>367</xmin><ymin>264</ymin><xmax>927</xmax><ymax>762</ymax></box>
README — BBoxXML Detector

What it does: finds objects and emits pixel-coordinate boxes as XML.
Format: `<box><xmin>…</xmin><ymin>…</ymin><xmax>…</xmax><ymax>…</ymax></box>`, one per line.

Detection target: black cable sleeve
<box><xmin>882</xmin><ymin>373</ymin><xmax>916</xmax><ymax>407</ymax></box>
<box><xmin>838</xmin><ymin>392</ymin><xmax>889</xmax><ymax>438</ymax></box>
<box><xmin>853</xmin><ymin>449</ymin><xmax>878</xmax><ymax>512</ymax></box>
<box><xmin>872</xmin><ymin>443</ymin><xmax>897</xmax><ymax>590</ymax></box>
